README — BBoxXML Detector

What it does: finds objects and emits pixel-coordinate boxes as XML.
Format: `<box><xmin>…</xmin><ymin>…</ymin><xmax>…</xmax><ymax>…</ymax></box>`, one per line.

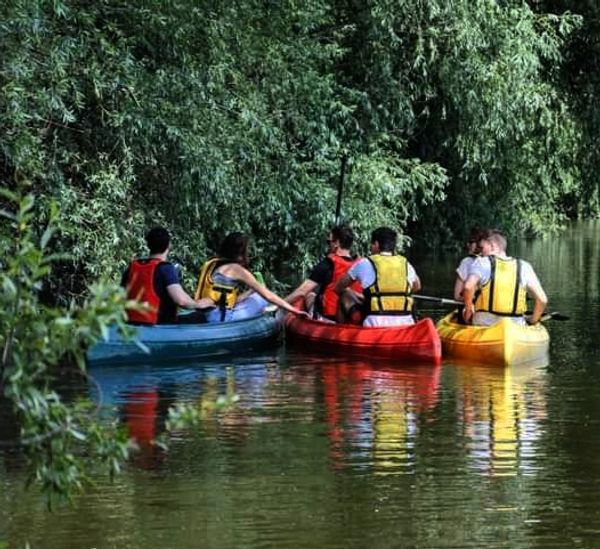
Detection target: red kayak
<box><xmin>285</xmin><ymin>300</ymin><xmax>441</xmax><ymax>364</ymax></box>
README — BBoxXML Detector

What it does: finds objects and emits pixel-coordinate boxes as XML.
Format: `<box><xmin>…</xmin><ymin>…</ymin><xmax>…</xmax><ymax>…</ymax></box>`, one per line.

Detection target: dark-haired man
<box><xmin>121</xmin><ymin>227</ymin><xmax>213</xmax><ymax>324</ymax></box>
<box><xmin>335</xmin><ymin>226</ymin><xmax>421</xmax><ymax>326</ymax></box>
<box><xmin>454</xmin><ymin>226</ymin><xmax>486</xmax><ymax>301</ymax></box>
<box><xmin>285</xmin><ymin>225</ymin><xmax>361</xmax><ymax>321</ymax></box>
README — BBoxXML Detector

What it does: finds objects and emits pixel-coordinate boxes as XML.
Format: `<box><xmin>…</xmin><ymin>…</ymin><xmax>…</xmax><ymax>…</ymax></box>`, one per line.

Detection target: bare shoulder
<box><xmin>225</xmin><ymin>263</ymin><xmax>253</xmax><ymax>281</ymax></box>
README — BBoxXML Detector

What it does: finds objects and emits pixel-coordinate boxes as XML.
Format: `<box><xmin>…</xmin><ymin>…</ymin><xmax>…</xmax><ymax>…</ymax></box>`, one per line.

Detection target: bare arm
<box><xmin>461</xmin><ymin>274</ymin><xmax>480</xmax><ymax>323</ymax></box>
<box><xmin>334</xmin><ymin>272</ymin><xmax>354</xmax><ymax>295</ymax></box>
<box><xmin>526</xmin><ymin>284</ymin><xmax>548</xmax><ymax>324</ymax></box>
<box><xmin>223</xmin><ymin>265</ymin><xmax>308</xmax><ymax>315</ymax></box>
<box><xmin>285</xmin><ymin>279</ymin><xmax>319</xmax><ymax>304</ymax></box>
<box><xmin>167</xmin><ymin>284</ymin><xmax>214</xmax><ymax>310</ymax></box>
<box><xmin>411</xmin><ymin>275</ymin><xmax>421</xmax><ymax>293</ymax></box>
<box><xmin>453</xmin><ymin>277</ymin><xmax>465</xmax><ymax>301</ymax></box>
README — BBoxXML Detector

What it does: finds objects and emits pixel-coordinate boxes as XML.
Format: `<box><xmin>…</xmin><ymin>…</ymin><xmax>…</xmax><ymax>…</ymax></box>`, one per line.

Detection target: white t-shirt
<box><xmin>467</xmin><ymin>255</ymin><xmax>542</xmax><ymax>326</ymax></box>
<box><xmin>456</xmin><ymin>255</ymin><xmax>478</xmax><ymax>282</ymax></box>
<box><xmin>348</xmin><ymin>254</ymin><xmax>419</xmax><ymax>327</ymax></box>
<box><xmin>468</xmin><ymin>256</ymin><xmax>542</xmax><ymax>290</ymax></box>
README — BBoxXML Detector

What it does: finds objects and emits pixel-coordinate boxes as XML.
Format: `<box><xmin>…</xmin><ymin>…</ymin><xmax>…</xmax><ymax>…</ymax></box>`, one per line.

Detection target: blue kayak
<box><xmin>86</xmin><ymin>311</ymin><xmax>282</xmax><ymax>365</ymax></box>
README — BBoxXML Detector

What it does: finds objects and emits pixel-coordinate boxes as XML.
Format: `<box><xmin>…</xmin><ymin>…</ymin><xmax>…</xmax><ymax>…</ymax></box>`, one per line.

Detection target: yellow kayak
<box><xmin>436</xmin><ymin>312</ymin><xmax>549</xmax><ymax>366</ymax></box>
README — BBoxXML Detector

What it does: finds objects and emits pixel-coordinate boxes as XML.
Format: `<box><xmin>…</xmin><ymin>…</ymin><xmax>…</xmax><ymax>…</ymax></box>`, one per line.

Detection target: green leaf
<box><xmin>0</xmin><ymin>209</ymin><xmax>16</xmax><ymax>221</ymax></box>
<box><xmin>2</xmin><ymin>277</ymin><xmax>17</xmax><ymax>298</ymax></box>
<box><xmin>40</xmin><ymin>226</ymin><xmax>55</xmax><ymax>250</ymax></box>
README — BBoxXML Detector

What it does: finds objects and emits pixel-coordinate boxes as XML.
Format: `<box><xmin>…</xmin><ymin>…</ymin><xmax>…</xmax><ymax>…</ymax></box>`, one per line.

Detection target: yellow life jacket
<box><xmin>194</xmin><ymin>258</ymin><xmax>242</xmax><ymax>315</ymax></box>
<box><xmin>474</xmin><ymin>256</ymin><xmax>527</xmax><ymax>316</ymax></box>
<box><xmin>364</xmin><ymin>254</ymin><xmax>413</xmax><ymax>315</ymax></box>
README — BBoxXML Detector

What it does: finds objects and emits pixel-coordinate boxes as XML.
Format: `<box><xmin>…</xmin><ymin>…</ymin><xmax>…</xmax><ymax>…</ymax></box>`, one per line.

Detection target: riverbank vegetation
<box><xmin>1</xmin><ymin>0</ymin><xmax>599</xmax><ymax>501</ymax></box>
<box><xmin>1</xmin><ymin>0</ymin><xmax>591</xmax><ymax>297</ymax></box>
<box><xmin>0</xmin><ymin>191</ymin><xmax>132</xmax><ymax>506</ymax></box>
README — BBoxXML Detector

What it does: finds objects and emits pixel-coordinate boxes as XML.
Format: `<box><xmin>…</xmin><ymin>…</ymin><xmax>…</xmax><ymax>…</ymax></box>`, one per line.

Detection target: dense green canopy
<box><xmin>1</xmin><ymin>0</ymin><xmax>599</xmax><ymax>503</ymax></box>
<box><xmin>0</xmin><ymin>0</ymin><xmax>589</xmax><ymax>296</ymax></box>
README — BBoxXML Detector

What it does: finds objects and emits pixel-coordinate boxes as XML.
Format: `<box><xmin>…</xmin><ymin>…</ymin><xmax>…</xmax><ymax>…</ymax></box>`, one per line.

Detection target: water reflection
<box><xmin>7</xmin><ymin>222</ymin><xmax>600</xmax><ymax>549</ymax></box>
<box><xmin>319</xmin><ymin>360</ymin><xmax>441</xmax><ymax>475</ymax></box>
<box><xmin>451</xmin><ymin>359</ymin><xmax>548</xmax><ymax>477</ymax></box>
<box><xmin>119</xmin><ymin>384</ymin><xmax>176</xmax><ymax>468</ymax></box>
<box><xmin>90</xmin><ymin>355</ymin><xmax>443</xmax><ymax>477</ymax></box>
<box><xmin>89</xmin><ymin>353</ymin><xmax>288</xmax><ymax>469</ymax></box>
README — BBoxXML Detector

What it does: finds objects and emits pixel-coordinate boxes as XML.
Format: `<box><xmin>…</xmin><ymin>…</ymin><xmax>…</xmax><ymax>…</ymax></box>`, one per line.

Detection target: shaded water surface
<box><xmin>2</xmin><ymin>222</ymin><xmax>600</xmax><ymax>548</ymax></box>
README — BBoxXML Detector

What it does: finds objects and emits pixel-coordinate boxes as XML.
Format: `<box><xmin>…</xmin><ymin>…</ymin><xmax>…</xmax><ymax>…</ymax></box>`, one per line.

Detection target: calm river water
<box><xmin>2</xmin><ymin>222</ymin><xmax>600</xmax><ymax>549</ymax></box>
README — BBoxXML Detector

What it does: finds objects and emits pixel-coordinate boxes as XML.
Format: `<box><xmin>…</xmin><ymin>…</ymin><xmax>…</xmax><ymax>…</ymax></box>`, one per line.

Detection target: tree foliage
<box><xmin>0</xmin><ymin>190</ymin><xmax>132</xmax><ymax>506</ymax></box>
<box><xmin>0</xmin><ymin>0</ymin><xmax>596</xmax><ymax>503</ymax></box>
<box><xmin>530</xmin><ymin>0</ymin><xmax>600</xmax><ymax>218</ymax></box>
<box><xmin>3</xmin><ymin>0</ymin><xmax>583</xmax><ymax>296</ymax></box>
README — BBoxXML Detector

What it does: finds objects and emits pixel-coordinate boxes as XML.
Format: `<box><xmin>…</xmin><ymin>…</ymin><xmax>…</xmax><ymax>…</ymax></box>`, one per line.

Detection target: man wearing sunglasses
<box><xmin>285</xmin><ymin>225</ymin><xmax>361</xmax><ymax>321</ymax></box>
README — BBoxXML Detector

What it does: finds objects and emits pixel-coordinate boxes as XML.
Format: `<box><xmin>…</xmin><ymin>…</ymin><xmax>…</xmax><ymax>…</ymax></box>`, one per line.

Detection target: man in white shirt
<box><xmin>462</xmin><ymin>230</ymin><xmax>547</xmax><ymax>326</ymax></box>
<box><xmin>335</xmin><ymin>227</ymin><xmax>421</xmax><ymax>326</ymax></box>
<box><xmin>454</xmin><ymin>226</ymin><xmax>485</xmax><ymax>301</ymax></box>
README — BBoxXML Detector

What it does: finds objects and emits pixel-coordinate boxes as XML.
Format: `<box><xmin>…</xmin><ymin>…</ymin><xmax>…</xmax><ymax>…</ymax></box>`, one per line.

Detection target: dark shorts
<box><xmin>344</xmin><ymin>303</ymin><xmax>364</xmax><ymax>326</ymax></box>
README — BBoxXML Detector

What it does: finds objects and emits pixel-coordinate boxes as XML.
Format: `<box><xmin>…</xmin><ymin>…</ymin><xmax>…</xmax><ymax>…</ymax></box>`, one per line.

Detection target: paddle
<box><xmin>413</xmin><ymin>294</ymin><xmax>462</xmax><ymax>306</ymax></box>
<box><xmin>413</xmin><ymin>295</ymin><xmax>569</xmax><ymax>322</ymax></box>
<box><xmin>335</xmin><ymin>155</ymin><xmax>347</xmax><ymax>225</ymax></box>
<box><xmin>540</xmin><ymin>312</ymin><xmax>569</xmax><ymax>322</ymax></box>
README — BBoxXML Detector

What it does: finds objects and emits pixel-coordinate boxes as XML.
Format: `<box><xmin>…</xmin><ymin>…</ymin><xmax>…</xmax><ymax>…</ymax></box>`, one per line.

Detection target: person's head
<box><xmin>371</xmin><ymin>227</ymin><xmax>397</xmax><ymax>253</ymax></box>
<box><xmin>218</xmin><ymin>232</ymin><xmax>250</xmax><ymax>266</ymax></box>
<box><xmin>328</xmin><ymin>225</ymin><xmax>355</xmax><ymax>251</ymax></box>
<box><xmin>478</xmin><ymin>228</ymin><xmax>507</xmax><ymax>256</ymax></box>
<box><xmin>488</xmin><ymin>229</ymin><xmax>507</xmax><ymax>253</ymax></box>
<box><xmin>466</xmin><ymin>226</ymin><xmax>486</xmax><ymax>255</ymax></box>
<box><xmin>146</xmin><ymin>226</ymin><xmax>171</xmax><ymax>255</ymax></box>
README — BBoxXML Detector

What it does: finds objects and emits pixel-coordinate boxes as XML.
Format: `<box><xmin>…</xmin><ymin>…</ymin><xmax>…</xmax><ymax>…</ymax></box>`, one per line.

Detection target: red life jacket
<box><xmin>126</xmin><ymin>258</ymin><xmax>165</xmax><ymax>324</ymax></box>
<box><xmin>319</xmin><ymin>253</ymin><xmax>362</xmax><ymax>317</ymax></box>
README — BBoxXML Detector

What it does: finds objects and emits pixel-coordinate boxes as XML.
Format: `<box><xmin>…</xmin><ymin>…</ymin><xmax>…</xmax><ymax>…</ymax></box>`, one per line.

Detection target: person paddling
<box><xmin>454</xmin><ymin>226</ymin><xmax>486</xmax><ymax>301</ymax></box>
<box><xmin>195</xmin><ymin>232</ymin><xmax>308</xmax><ymax>322</ymax></box>
<box><xmin>335</xmin><ymin>227</ymin><xmax>421</xmax><ymax>326</ymax></box>
<box><xmin>461</xmin><ymin>229</ymin><xmax>547</xmax><ymax>325</ymax></box>
<box><xmin>122</xmin><ymin>227</ymin><xmax>213</xmax><ymax>325</ymax></box>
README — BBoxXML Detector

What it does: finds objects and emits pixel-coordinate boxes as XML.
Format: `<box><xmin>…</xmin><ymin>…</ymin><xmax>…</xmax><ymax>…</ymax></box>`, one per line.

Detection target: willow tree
<box><xmin>530</xmin><ymin>0</ymin><xmax>600</xmax><ymax>218</ymax></box>
<box><xmin>0</xmin><ymin>0</ymin><xmax>443</xmax><ymax>297</ymax></box>
<box><xmin>333</xmin><ymin>0</ymin><xmax>581</xmax><ymax>246</ymax></box>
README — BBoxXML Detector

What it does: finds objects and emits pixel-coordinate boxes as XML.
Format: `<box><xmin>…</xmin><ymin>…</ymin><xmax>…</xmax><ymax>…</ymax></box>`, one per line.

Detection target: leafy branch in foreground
<box><xmin>0</xmin><ymin>189</ymin><xmax>135</xmax><ymax>507</ymax></box>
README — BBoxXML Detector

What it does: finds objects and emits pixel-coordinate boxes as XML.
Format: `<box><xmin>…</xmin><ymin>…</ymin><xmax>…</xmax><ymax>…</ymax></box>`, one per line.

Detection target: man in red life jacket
<box><xmin>285</xmin><ymin>225</ymin><xmax>361</xmax><ymax>321</ymax></box>
<box><xmin>122</xmin><ymin>227</ymin><xmax>213</xmax><ymax>324</ymax></box>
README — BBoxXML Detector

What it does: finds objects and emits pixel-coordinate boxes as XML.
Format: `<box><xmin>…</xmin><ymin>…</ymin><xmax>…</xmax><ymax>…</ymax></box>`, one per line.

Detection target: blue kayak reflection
<box><xmin>88</xmin><ymin>351</ymin><xmax>285</xmax><ymax>468</ymax></box>
<box><xmin>89</xmin><ymin>352</ymin><xmax>443</xmax><ymax>474</ymax></box>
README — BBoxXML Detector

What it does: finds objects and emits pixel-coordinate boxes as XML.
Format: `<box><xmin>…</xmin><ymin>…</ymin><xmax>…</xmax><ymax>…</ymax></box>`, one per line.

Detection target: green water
<box><xmin>2</xmin><ymin>222</ymin><xmax>600</xmax><ymax>549</ymax></box>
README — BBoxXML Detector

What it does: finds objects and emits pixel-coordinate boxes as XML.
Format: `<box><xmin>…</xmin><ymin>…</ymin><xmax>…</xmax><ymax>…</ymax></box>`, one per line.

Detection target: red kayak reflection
<box><xmin>320</xmin><ymin>360</ymin><xmax>441</xmax><ymax>473</ymax></box>
<box><xmin>119</xmin><ymin>382</ymin><xmax>179</xmax><ymax>469</ymax></box>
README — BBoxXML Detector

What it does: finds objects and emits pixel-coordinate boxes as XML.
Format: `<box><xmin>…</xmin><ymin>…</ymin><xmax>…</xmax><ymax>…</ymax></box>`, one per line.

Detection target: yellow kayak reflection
<box><xmin>450</xmin><ymin>357</ymin><xmax>548</xmax><ymax>477</ymax></box>
<box><xmin>320</xmin><ymin>360</ymin><xmax>441</xmax><ymax>474</ymax></box>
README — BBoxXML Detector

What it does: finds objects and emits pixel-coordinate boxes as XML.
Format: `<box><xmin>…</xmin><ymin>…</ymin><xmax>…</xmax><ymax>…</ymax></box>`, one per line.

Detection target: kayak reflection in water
<box><xmin>119</xmin><ymin>382</ymin><xmax>177</xmax><ymax>469</ymax></box>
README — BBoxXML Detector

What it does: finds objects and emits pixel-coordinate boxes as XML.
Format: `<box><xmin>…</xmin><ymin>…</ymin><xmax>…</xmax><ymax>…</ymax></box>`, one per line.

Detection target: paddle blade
<box><xmin>546</xmin><ymin>312</ymin><xmax>570</xmax><ymax>321</ymax></box>
<box><xmin>526</xmin><ymin>310</ymin><xmax>570</xmax><ymax>322</ymax></box>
